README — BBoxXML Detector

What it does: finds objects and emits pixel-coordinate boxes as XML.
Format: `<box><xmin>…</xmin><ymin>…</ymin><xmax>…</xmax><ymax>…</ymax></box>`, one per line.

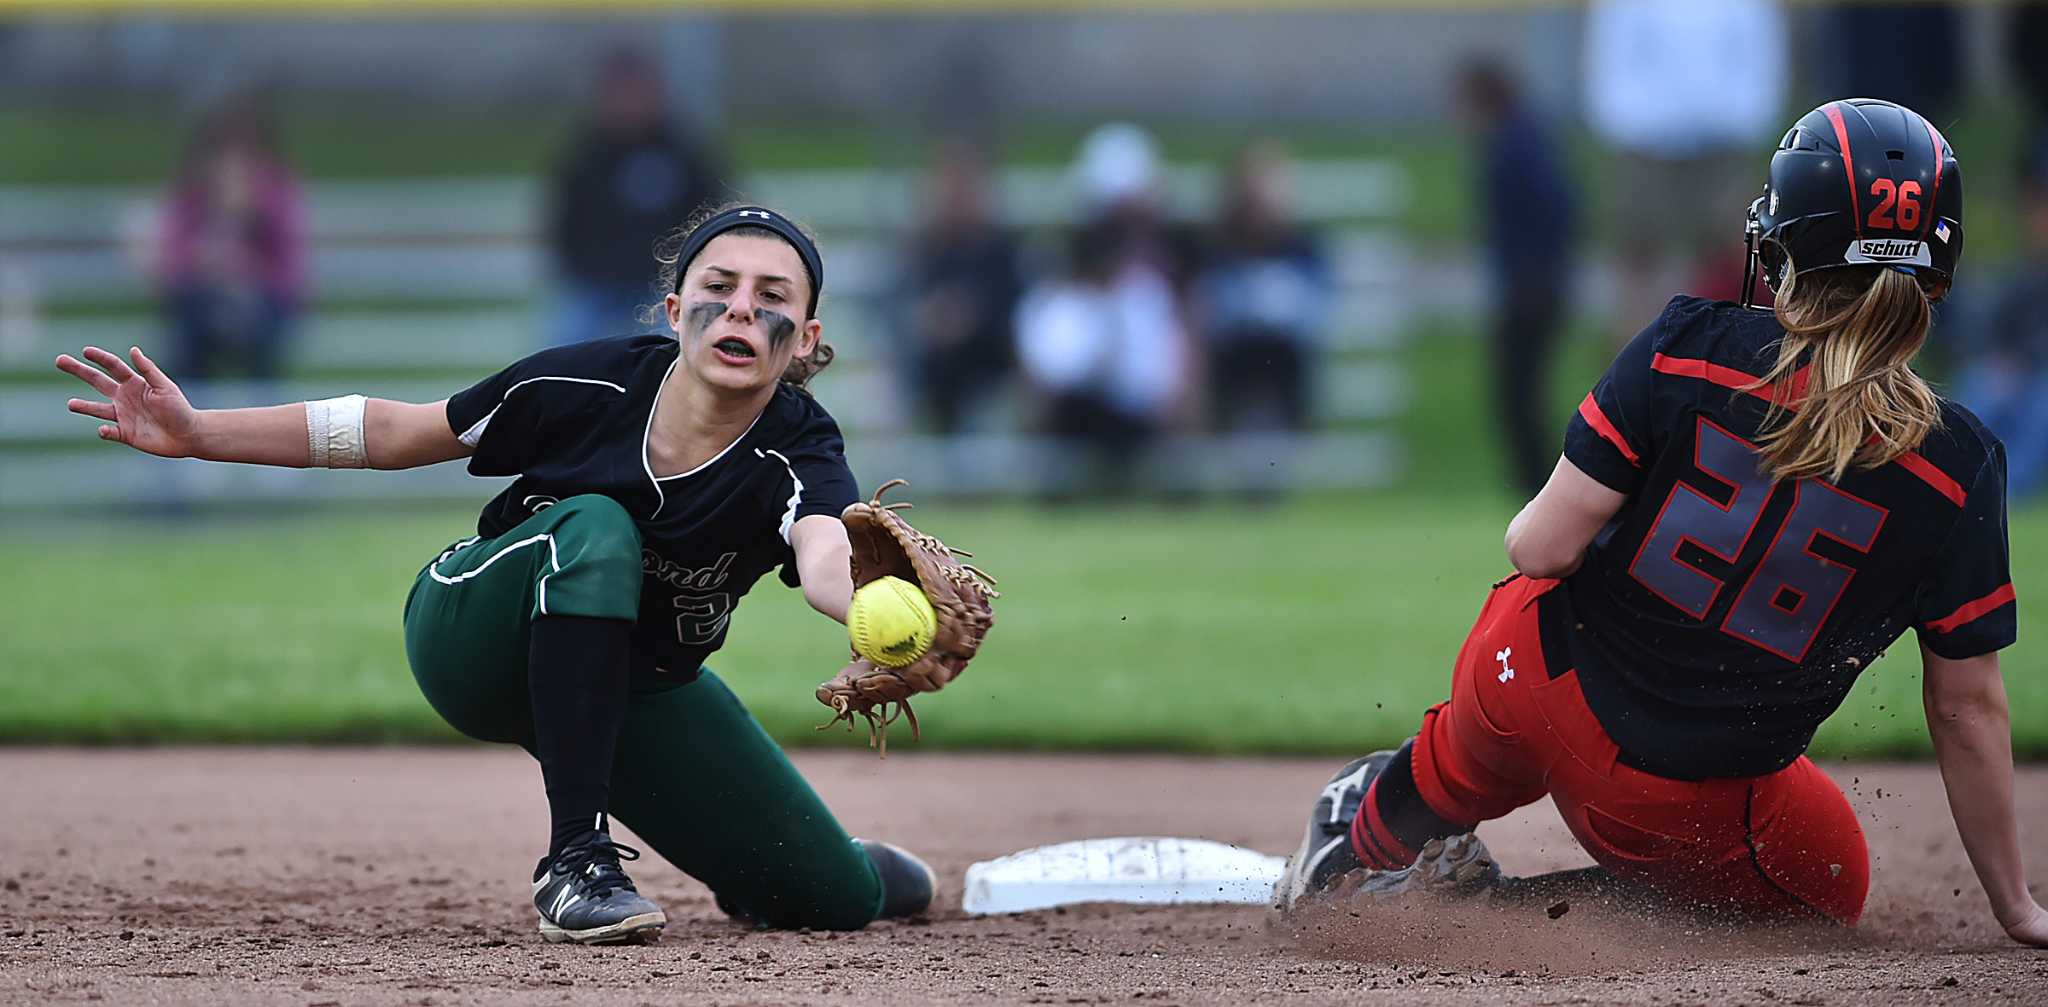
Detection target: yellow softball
<box><xmin>848</xmin><ymin>576</ymin><xmax>937</xmax><ymax>668</ymax></box>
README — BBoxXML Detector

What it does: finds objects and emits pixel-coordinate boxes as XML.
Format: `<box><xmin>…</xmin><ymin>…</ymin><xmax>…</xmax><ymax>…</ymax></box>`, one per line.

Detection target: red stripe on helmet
<box><xmin>1823</xmin><ymin>103</ymin><xmax>1861</xmax><ymax>237</ymax></box>
<box><xmin>1922</xmin><ymin>116</ymin><xmax>1947</xmax><ymax>240</ymax></box>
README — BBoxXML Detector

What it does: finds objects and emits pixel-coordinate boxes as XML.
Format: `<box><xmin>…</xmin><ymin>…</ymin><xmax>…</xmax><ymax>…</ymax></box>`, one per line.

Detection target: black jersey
<box><xmin>1557</xmin><ymin>295</ymin><xmax>2015</xmax><ymax>779</ymax></box>
<box><xmin>444</xmin><ymin>335</ymin><xmax>860</xmax><ymax>681</ymax></box>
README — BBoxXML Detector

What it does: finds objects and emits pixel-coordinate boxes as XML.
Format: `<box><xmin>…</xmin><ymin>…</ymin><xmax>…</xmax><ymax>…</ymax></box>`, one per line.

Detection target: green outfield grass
<box><xmin>4</xmin><ymin>324</ymin><xmax>2041</xmax><ymax>754</ymax></box>
<box><xmin>4</xmin><ymin>495</ymin><xmax>2045</xmax><ymax>756</ymax></box>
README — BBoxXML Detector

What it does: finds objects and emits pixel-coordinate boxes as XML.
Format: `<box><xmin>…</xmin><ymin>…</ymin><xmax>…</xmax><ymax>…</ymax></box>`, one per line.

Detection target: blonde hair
<box><xmin>1746</xmin><ymin>265</ymin><xmax>1941</xmax><ymax>483</ymax></box>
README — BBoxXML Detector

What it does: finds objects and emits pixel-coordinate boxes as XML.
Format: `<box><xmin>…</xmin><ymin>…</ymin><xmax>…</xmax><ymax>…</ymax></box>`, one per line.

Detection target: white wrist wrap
<box><xmin>305</xmin><ymin>395</ymin><xmax>369</xmax><ymax>469</ymax></box>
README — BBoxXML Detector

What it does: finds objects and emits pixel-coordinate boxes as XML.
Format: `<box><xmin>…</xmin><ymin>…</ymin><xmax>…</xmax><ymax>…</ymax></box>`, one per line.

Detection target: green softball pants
<box><xmin>400</xmin><ymin>494</ymin><xmax>884</xmax><ymax>930</ymax></box>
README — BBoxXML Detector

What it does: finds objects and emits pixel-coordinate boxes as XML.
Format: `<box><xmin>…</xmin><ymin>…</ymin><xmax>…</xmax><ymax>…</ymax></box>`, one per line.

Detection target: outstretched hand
<box><xmin>56</xmin><ymin>346</ymin><xmax>204</xmax><ymax>459</ymax></box>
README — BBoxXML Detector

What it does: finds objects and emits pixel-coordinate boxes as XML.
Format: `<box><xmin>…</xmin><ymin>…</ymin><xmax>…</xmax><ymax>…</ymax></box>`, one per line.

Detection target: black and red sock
<box><xmin>1349</xmin><ymin>740</ymin><xmax>1472</xmax><ymax>870</ymax></box>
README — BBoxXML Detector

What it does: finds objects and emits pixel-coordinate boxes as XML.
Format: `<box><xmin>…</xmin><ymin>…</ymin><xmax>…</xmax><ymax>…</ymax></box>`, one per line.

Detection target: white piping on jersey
<box><xmin>427</xmin><ymin>532</ymin><xmax>564</xmax><ymax>615</ymax></box>
<box><xmin>639</xmin><ymin>356</ymin><xmax>770</xmax><ymax>521</ymax></box>
<box><xmin>457</xmin><ymin>375</ymin><xmax>628</xmax><ymax>447</ymax></box>
<box><xmin>655</xmin><ymin>410</ymin><xmax>762</xmax><ymax>481</ymax></box>
<box><xmin>756</xmin><ymin>448</ymin><xmax>803</xmax><ymax>545</ymax></box>
<box><xmin>639</xmin><ymin>358</ymin><xmax>680</xmax><ymax>518</ymax></box>
<box><xmin>431</xmin><ymin>536</ymin><xmax>483</xmax><ymax>567</ymax></box>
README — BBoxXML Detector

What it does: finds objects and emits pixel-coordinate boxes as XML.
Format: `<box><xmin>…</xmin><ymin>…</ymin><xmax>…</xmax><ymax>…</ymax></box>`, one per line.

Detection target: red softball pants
<box><xmin>1375</xmin><ymin>575</ymin><xmax>1870</xmax><ymax>924</ymax></box>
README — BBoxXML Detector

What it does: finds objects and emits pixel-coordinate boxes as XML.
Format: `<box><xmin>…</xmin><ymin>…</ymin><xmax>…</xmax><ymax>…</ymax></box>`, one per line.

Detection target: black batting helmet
<box><xmin>1742</xmin><ymin>98</ymin><xmax>1962</xmax><ymax>306</ymax></box>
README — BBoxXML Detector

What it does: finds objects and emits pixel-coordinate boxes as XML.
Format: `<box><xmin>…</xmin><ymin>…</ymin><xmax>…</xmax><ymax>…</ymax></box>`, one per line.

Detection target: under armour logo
<box><xmin>736</xmin><ymin>209</ymin><xmax>774</xmax><ymax>220</ymax></box>
<box><xmin>1495</xmin><ymin>647</ymin><xmax>1516</xmax><ymax>683</ymax></box>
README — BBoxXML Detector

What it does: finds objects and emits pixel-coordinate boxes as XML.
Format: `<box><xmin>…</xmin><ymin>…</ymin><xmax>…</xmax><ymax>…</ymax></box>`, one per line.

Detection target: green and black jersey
<box><xmin>444</xmin><ymin>334</ymin><xmax>861</xmax><ymax>680</ymax></box>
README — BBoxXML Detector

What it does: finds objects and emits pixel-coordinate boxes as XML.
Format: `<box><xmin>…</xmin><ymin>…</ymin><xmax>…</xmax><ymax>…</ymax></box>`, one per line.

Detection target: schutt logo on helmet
<box><xmin>1845</xmin><ymin>239</ymin><xmax>1932</xmax><ymax>266</ymax></box>
<box><xmin>1742</xmin><ymin>98</ymin><xmax>1962</xmax><ymax>305</ymax></box>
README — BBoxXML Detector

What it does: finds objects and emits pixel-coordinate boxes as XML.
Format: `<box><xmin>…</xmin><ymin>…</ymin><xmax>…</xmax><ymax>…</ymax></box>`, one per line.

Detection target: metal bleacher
<box><xmin>0</xmin><ymin>161</ymin><xmax>1414</xmax><ymax>509</ymax></box>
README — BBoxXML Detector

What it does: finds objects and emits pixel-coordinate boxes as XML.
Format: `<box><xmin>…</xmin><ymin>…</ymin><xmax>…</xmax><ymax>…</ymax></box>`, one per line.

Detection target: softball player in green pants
<box><xmin>56</xmin><ymin>204</ymin><xmax>937</xmax><ymax>944</ymax></box>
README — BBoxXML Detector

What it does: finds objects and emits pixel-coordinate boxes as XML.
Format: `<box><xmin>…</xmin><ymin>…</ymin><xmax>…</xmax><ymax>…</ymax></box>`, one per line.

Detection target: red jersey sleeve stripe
<box><xmin>1577</xmin><ymin>393</ymin><xmax>1641</xmax><ymax>466</ymax></box>
<box><xmin>1894</xmin><ymin>450</ymin><xmax>1967</xmax><ymax>507</ymax></box>
<box><xmin>1927</xmin><ymin>583</ymin><xmax>2016</xmax><ymax>635</ymax></box>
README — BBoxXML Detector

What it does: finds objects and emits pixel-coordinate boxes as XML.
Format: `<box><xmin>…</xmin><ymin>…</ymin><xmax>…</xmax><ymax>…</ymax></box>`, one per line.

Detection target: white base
<box><xmin>960</xmin><ymin>836</ymin><xmax>1285</xmax><ymax>915</ymax></box>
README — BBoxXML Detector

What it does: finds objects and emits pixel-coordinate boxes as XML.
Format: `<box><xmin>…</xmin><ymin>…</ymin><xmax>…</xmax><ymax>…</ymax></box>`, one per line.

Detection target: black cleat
<box><xmin>1274</xmin><ymin>750</ymin><xmax>1396</xmax><ymax>912</ymax></box>
<box><xmin>858</xmin><ymin>839</ymin><xmax>937</xmax><ymax>919</ymax></box>
<box><xmin>531</xmin><ymin>832</ymin><xmax>666</xmax><ymax>945</ymax></box>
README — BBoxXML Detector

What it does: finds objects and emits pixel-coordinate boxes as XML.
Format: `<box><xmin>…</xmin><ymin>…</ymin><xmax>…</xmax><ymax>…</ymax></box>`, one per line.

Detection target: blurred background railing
<box><xmin>5</xmin><ymin>1</ymin><xmax>2047</xmax><ymax>511</ymax></box>
<box><xmin>0</xmin><ymin>161</ymin><xmax>1413</xmax><ymax>505</ymax></box>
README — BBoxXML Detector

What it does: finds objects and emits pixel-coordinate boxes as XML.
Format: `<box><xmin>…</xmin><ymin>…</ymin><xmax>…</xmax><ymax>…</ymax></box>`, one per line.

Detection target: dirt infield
<box><xmin>1</xmin><ymin>748</ymin><xmax>2043</xmax><ymax>1005</ymax></box>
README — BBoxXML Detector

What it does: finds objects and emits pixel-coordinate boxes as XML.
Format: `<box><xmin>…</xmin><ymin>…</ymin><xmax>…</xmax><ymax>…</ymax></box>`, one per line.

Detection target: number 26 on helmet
<box><xmin>1742</xmin><ymin>98</ymin><xmax>1962</xmax><ymax>308</ymax></box>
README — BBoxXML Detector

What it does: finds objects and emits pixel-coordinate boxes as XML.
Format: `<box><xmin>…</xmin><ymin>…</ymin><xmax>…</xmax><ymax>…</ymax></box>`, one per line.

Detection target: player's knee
<box><xmin>1834</xmin><ymin>865</ymin><xmax>1871</xmax><ymax>926</ymax></box>
<box><xmin>550</xmin><ymin>493</ymin><xmax>635</xmax><ymax>532</ymax></box>
<box><xmin>549</xmin><ymin>493</ymin><xmax>642</xmax><ymax>561</ymax></box>
<box><xmin>539</xmin><ymin>496</ymin><xmax>644</xmax><ymax>613</ymax></box>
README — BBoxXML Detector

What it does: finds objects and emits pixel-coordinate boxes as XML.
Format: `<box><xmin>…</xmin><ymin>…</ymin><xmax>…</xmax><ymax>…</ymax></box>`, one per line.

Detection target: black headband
<box><xmin>669</xmin><ymin>206</ymin><xmax>824</xmax><ymax>318</ymax></box>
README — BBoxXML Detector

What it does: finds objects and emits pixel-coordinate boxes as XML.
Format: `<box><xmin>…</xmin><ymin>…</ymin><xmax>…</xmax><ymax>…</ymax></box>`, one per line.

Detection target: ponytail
<box><xmin>1747</xmin><ymin>265</ymin><xmax>1942</xmax><ymax>483</ymax></box>
<box><xmin>778</xmin><ymin>341</ymin><xmax>835</xmax><ymax>390</ymax></box>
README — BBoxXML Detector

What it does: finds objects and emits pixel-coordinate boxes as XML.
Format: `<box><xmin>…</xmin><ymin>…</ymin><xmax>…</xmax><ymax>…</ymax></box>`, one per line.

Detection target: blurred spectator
<box><xmin>1456</xmin><ymin>57</ymin><xmax>1576</xmax><ymax>497</ymax></box>
<box><xmin>1582</xmin><ymin>0</ymin><xmax>1785</xmax><ymax>340</ymax></box>
<box><xmin>1191</xmin><ymin>142</ymin><xmax>1329</xmax><ymax>434</ymax></box>
<box><xmin>1015</xmin><ymin>125</ymin><xmax>1192</xmax><ymax>498</ymax></box>
<box><xmin>1823</xmin><ymin>3</ymin><xmax>1962</xmax><ymax>128</ymax></box>
<box><xmin>152</xmin><ymin>91</ymin><xmax>306</xmax><ymax>382</ymax></box>
<box><xmin>1016</xmin><ymin>223</ymin><xmax>1188</xmax><ymax>499</ymax></box>
<box><xmin>1070</xmin><ymin>122</ymin><xmax>1202</xmax><ymax>292</ymax></box>
<box><xmin>1953</xmin><ymin>140</ymin><xmax>2048</xmax><ymax>500</ymax></box>
<box><xmin>902</xmin><ymin>141</ymin><xmax>1023</xmax><ymax>434</ymax></box>
<box><xmin>546</xmin><ymin>46</ymin><xmax>724</xmax><ymax>346</ymax></box>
